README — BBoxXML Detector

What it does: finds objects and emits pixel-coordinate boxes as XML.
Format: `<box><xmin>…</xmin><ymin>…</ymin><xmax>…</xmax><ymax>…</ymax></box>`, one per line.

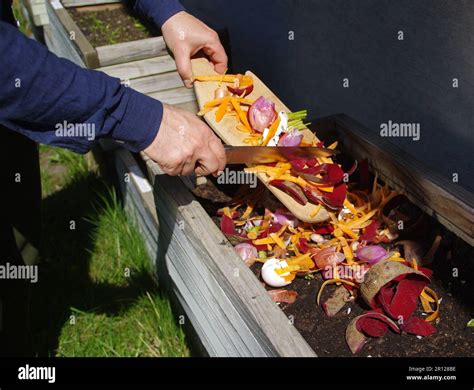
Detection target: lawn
<box><xmin>30</xmin><ymin>145</ymin><xmax>190</xmax><ymax>357</ymax></box>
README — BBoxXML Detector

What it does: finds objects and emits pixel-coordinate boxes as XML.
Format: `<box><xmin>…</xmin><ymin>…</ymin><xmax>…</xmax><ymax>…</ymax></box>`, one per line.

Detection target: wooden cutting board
<box><xmin>192</xmin><ymin>58</ymin><xmax>330</xmax><ymax>223</ymax></box>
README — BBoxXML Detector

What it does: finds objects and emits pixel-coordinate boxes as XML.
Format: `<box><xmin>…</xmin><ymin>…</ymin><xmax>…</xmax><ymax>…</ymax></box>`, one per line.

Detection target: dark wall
<box><xmin>182</xmin><ymin>0</ymin><xmax>474</xmax><ymax>192</ymax></box>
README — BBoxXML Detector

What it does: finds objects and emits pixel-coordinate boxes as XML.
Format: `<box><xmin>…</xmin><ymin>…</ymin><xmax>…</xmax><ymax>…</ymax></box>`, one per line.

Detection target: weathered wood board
<box><xmin>111</xmin><ymin>148</ymin><xmax>316</xmax><ymax>357</ymax></box>
<box><xmin>27</xmin><ymin>0</ymin><xmax>49</xmax><ymax>26</ymax></box>
<box><xmin>129</xmin><ymin>71</ymin><xmax>183</xmax><ymax>95</ymax></box>
<box><xmin>46</xmin><ymin>1</ymin><xmax>171</xmax><ymax>68</ymax></box>
<box><xmin>98</xmin><ymin>56</ymin><xmax>176</xmax><ymax>80</ymax></box>
<box><xmin>61</xmin><ymin>0</ymin><xmax>119</xmax><ymax>6</ymax></box>
<box><xmin>46</xmin><ymin>0</ymin><xmax>98</xmax><ymax>67</ymax></box>
<box><xmin>143</xmin><ymin>153</ymin><xmax>317</xmax><ymax>357</ymax></box>
<box><xmin>192</xmin><ymin>58</ymin><xmax>330</xmax><ymax>223</ymax></box>
<box><xmin>96</xmin><ymin>37</ymin><xmax>168</xmax><ymax>67</ymax></box>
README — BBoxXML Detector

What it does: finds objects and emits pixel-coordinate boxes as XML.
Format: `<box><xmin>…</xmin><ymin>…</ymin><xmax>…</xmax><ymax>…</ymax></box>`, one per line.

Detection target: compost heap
<box><xmin>195</xmin><ymin>73</ymin><xmax>442</xmax><ymax>354</ymax></box>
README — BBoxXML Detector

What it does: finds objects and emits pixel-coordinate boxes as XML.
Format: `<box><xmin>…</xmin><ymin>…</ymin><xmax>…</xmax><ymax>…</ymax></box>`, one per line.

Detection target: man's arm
<box><xmin>0</xmin><ymin>3</ymin><xmax>227</xmax><ymax>176</ymax></box>
<box><xmin>132</xmin><ymin>0</ymin><xmax>185</xmax><ymax>28</ymax></box>
<box><xmin>0</xmin><ymin>21</ymin><xmax>162</xmax><ymax>154</ymax></box>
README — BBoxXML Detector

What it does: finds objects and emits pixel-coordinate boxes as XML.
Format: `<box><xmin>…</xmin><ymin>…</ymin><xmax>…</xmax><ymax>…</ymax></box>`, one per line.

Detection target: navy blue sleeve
<box><xmin>133</xmin><ymin>0</ymin><xmax>185</xmax><ymax>28</ymax></box>
<box><xmin>0</xmin><ymin>21</ymin><xmax>163</xmax><ymax>154</ymax></box>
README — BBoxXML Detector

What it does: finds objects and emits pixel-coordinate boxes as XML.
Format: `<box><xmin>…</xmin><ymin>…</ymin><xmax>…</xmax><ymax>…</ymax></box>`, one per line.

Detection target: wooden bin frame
<box><xmin>111</xmin><ymin>114</ymin><xmax>473</xmax><ymax>357</ymax></box>
<box><xmin>45</xmin><ymin>0</ymin><xmax>168</xmax><ymax>68</ymax></box>
<box><xmin>43</xmin><ymin>0</ymin><xmax>197</xmax><ymax>109</ymax></box>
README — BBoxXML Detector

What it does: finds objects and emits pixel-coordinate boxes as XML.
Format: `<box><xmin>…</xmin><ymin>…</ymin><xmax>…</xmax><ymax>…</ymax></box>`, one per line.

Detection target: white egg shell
<box><xmin>261</xmin><ymin>258</ymin><xmax>292</xmax><ymax>288</ymax></box>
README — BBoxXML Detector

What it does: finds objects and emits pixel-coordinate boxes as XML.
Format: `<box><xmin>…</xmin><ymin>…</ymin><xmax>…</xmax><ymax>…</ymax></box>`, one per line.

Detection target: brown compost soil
<box><xmin>192</xmin><ymin>172</ymin><xmax>474</xmax><ymax>357</ymax></box>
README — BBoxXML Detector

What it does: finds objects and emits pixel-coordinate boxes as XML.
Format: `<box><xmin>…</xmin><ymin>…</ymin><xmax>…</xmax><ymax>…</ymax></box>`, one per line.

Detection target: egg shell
<box><xmin>261</xmin><ymin>258</ymin><xmax>292</xmax><ymax>288</ymax></box>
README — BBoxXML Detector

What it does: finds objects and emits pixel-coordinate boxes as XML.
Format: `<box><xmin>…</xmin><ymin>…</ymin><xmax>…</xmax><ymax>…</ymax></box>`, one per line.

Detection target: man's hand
<box><xmin>162</xmin><ymin>11</ymin><xmax>228</xmax><ymax>88</ymax></box>
<box><xmin>144</xmin><ymin>104</ymin><xmax>226</xmax><ymax>176</ymax></box>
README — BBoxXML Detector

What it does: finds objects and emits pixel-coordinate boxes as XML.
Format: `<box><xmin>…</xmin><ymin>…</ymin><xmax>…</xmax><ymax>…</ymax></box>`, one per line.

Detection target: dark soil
<box><xmin>192</xmin><ymin>172</ymin><xmax>474</xmax><ymax>357</ymax></box>
<box><xmin>69</xmin><ymin>6</ymin><xmax>157</xmax><ymax>47</ymax></box>
<box><xmin>261</xmin><ymin>245</ymin><xmax>474</xmax><ymax>357</ymax></box>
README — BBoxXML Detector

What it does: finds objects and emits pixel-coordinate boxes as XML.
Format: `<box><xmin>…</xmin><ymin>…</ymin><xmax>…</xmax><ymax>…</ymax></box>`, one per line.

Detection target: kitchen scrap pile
<box><xmin>194</xmin><ymin>72</ymin><xmax>443</xmax><ymax>354</ymax></box>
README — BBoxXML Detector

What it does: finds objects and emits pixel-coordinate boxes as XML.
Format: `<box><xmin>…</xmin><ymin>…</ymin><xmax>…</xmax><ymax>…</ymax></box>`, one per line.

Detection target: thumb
<box><xmin>174</xmin><ymin>48</ymin><xmax>194</xmax><ymax>88</ymax></box>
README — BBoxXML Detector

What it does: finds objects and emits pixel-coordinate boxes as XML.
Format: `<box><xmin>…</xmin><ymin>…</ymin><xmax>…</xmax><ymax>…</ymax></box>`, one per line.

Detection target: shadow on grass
<box><xmin>29</xmin><ymin>172</ymin><xmax>160</xmax><ymax>356</ymax></box>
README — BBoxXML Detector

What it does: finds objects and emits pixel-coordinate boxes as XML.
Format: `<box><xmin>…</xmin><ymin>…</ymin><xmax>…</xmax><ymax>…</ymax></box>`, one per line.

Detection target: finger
<box><xmin>174</xmin><ymin>48</ymin><xmax>194</xmax><ymax>88</ymax></box>
<box><xmin>194</xmin><ymin>165</ymin><xmax>208</xmax><ymax>177</ymax></box>
<box><xmin>194</xmin><ymin>151</ymin><xmax>219</xmax><ymax>176</ymax></box>
<box><xmin>203</xmin><ymin>42</ymin><xmax>228</xmax><ymax>74</ymax></box>
<box><xmin>159</xmin><ymin>164</ymin><xmax>180</xmax><ymax>176</ymax></box>
<box><xmin>160</xmin><ymin>151</ymin><xmax>187</xmax><ymax>176</ymax></box>
<box><xmin>194</xmin><ymin>131</ymin><xmax>224</xmax><ymax>176</ymax></box>
<box><xmin>208</xmin><ymin>136</ymin><xmax>226</xmax><ymax>173</ymax></box>
<box><xmin>180</xmin><ymin>156</ymin><xmax>198</xmax><ymax>176</ymax></box>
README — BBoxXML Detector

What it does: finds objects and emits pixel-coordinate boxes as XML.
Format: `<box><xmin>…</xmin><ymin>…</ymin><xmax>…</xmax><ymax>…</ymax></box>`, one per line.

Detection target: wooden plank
<box><xmin>74</xmin><ymin>3</ymin><xmax>122</xmax><ymax>12</ymax></box>
<box><xmin>25</xmin><ymin>0</ymin><xmax>49</xmax><ymax>26</ymax></box>
<box><xmin>47</xmin><ymin>0</ymin><xmax>99</xmax><ymax>68</ymax></box>
<box><xmin>99</xmin><ymin>55</ymin><xmax>176</xmax><ymax>80</ymax></box>
<box><xmin>48</xmin><ymin>1</ymin><xmax>164</xmax><ymax>68</ymax></box>
<box><xmin>32</xmin><ymin>12</ymin><xmax>49</xmax><ymax>26</ymax></box>
<box><xmin>139</xmin><ymin>153</ymin><xmax>316</xmax><ymax>357</ymax></box>
<box><xmin>19</xmin><ymin>0</ymin><xmax>43</xmax><ymax>40</ymax></box>
<box><xmin>129</xmin><ymin>71</ymin><xmax>182</xmax><ymax>95</ymax></box>
<box><xmin>44</xmin><ymin>12</ymin><xmax>86</xmax><ymax>66</ymax></box>
<box><xmin>114</xmin><ymin>151</ymin><xmax>159</xmax><ymax>257</ymax></box>
<box><xmin>115</xmin><ymin>153</ymin><xmax>269</xmax><ymax>356</ymax></box>
<box><xmin>148</xmin><ymin>87</ymin><xmax>196</xmax><ymax>106</ymax></box>
<box><xmin>96</xmin><ymin>37</ymin><xmax>168</xmax><ymax>67</ymax></box>
<box><xmin>192</xmin><ymin>58</ymin><xmax>330</xmax><ymax>224</ymax></box>
<box><xmin>61</xmin><ymin>0</ymin><xmax>120</xmax><ymax>7</ymax></box>
<box><xmin>331</xmin><ymin>114</ymin><xmax>474</xmax><ymax>246</ymax></box>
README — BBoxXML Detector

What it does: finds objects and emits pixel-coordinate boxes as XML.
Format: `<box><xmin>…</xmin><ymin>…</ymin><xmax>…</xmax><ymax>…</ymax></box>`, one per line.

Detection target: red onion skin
<box><xmin>278</xmin><ymin>131</ymin><xmax>303</xmax><ymax>147</ymax></box>
<box><xmin>248</xmin><ymin>96</ymin><xmax>277</xmax><ymax>133</ymax></box>
<box><xmin>234</xmin><ymin>243</ymin><xmax>258</xmax><ymax>261</ymax></box>
<box><xmin>273</xmin><ymin>209</ymin><xmax>299</xmax><ymax>228</ymax></box>
<box><xmin>313</xmin><ymin>247</ymin><xmax>345</xmax><ymax>269</ymax></box>
<box><xmin>227</xmin><ymin>84</ymin><xmax>254</xmax><ymax>97</ymax></box>
<box><xmin>357</xmin><ymin>245</ymin><xmax>388</xmax><ymax>265</ymax></box>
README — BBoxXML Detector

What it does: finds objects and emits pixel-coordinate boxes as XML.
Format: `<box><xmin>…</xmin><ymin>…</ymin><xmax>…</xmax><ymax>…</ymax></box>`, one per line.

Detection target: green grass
<box><xmin>32</xmin><ymin>145</ymin><xmax>189</xmax><ymax>357</ymax></box>
<box><xmin>11</xmin><ymin>0</ymin><xmax>32</xmax><ymax>36</ymax></box>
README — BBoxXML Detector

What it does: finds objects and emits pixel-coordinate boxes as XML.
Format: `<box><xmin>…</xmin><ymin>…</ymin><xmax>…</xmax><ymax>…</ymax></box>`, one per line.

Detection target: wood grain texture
<box><xmin>27</xmin><ymin>0</ymin><xmax>49</xmax><ymax>26</ymax></box>
<box><xmin>192</xmin><ymin>58</ymin><xmax>330</xmax><ymax>223</ymax></box>
<box><xmin>61</xmin><ymin>0</ymin><xmax>120</xmax><ymax>7</ymax></box>
<box><xmin>141</xmin><ymin>153</ymin><xmax>316</xmax><ymax>357</ymax></box>
<box><xmin>47</xmin><ymin>0</ymin><xmax>99</xmax><ymax>68</ymax></box>
<box><xmin>18</xmin><ymin>0</ymin><xmax>43</xmax><ymax>40</ymax></box>
<box><xmin>44</xmin><ymin>2</ymin><xmax>86</xmax><ymax>66</ymax></box>
<box><xmin>99</xmin><ymin>55</ymin><xmax>176</xmax><ymax>80</ymax></box>
<box><xmin>114</xmin><ymin>150</ymin><xmax>159</xmax><ymax>257</ymax></box>
<box><xmin>333</xmin><ymin>115</ymin><xmax>474</xmax><ymax>246</ymax></box>
<box><xmin>112</xmin><ymin>148</ymin><xmax>316</xmax><ymax>356</ymax></box>
<box><xmin>129</xmin><ymin>71</ymin><xmax>183</xmax><ymax>95</ymax></box>
<box><xmin>49</xmin><ymin>2</ymin><xmax>165</xmax><ymax>69</ymax></box>
<box><xmin>96</xmin><ymin>37</ymin><xmax>168</xmax><ymax>67</ymax></box>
